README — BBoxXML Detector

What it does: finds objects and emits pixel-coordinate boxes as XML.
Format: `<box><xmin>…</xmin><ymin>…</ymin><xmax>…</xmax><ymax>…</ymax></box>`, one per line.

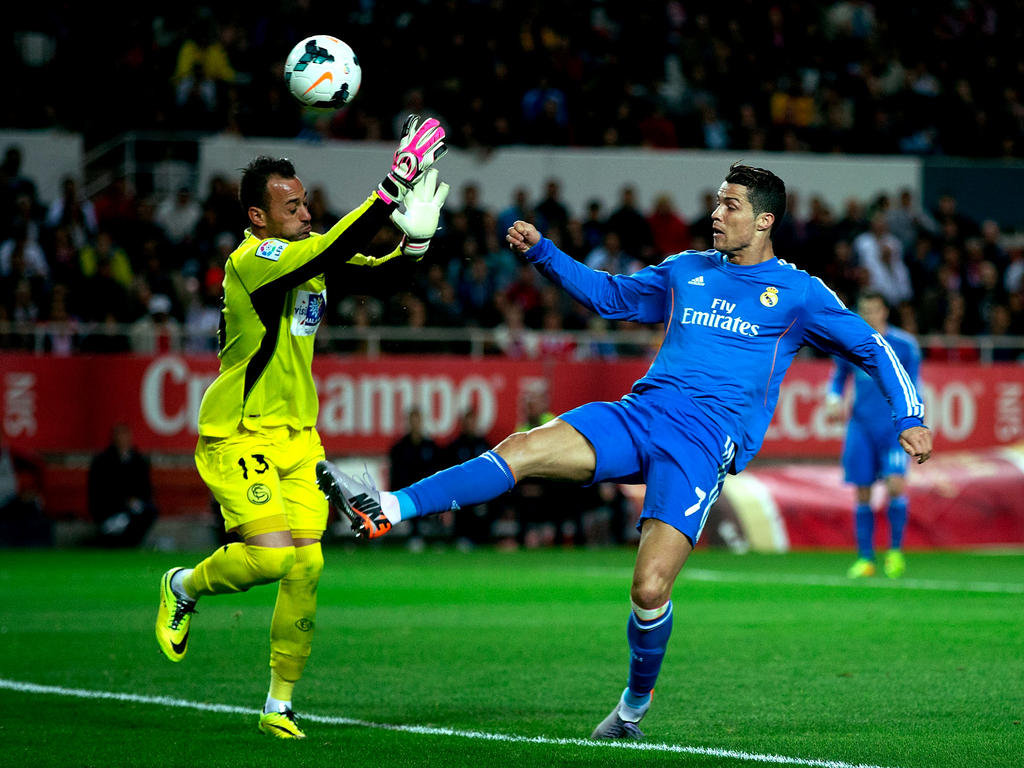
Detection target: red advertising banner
<box><xmin>1</xmin><ymin>353</ymin><xmax>1022</xmax><ymax>456</ymax></box>
<box><xmin>717</xmin><ymin>445</ymin><xmax>1024</xmax><ymax>549</ymax></box>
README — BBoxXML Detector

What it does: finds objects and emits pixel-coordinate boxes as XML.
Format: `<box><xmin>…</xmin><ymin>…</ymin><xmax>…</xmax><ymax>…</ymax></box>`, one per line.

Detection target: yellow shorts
<box><xmin>195</xmin><ymin>426</ymin><xmax>327</xmax><ymax>539</ymax></box>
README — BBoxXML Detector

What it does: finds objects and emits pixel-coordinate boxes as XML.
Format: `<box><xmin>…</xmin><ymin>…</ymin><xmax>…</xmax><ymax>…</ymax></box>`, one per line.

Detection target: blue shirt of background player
<box><xmin>829</xmin><ymin>325</ymin><xmax>921</xmax><ymax>439</ymax></box>
<box><xmin>524</xmin><ymin>238</ymin><xmax>925</xmax><ymax>472</ymax></box>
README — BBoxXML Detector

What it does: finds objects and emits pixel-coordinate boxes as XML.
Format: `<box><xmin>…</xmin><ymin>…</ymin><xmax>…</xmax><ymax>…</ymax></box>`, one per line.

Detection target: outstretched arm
<box><xmin>802</xmin><ymin>283</ymin><xmax>931</xmax><ymax>464</ymax></box>
<box><xmin>505</xmin><ymin>220</ymin><xmax>673</xmax><ymax>324</ymax></box>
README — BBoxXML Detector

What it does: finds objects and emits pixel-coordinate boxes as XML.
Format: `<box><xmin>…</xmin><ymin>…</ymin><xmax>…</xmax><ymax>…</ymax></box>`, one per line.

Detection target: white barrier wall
<box><xmin>199</xmin><ymin>136</ymin><xmax>921</xmax><ymax>222</ymax></box>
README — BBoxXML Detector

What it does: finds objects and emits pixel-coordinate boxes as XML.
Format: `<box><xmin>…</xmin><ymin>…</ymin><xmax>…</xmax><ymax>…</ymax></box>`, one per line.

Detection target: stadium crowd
<box><xmin>6</xmin><ymin>3</ymin><xmax>1023</xmax><ymax>157</ymax></box>
<box><xmin>1</xmin><ymin>141</ymin><xmax>1023</xmax><ymax>360</ymax></box>
<box><xmin>3</xmin><ymin>2</ymin><xmax>1023</xmax><ymax>361</ymax></box>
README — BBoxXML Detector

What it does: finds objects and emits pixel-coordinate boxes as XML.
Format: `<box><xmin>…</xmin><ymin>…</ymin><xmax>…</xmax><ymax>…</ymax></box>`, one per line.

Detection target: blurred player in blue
<box><xmin>826</xmin><ymin>291</ymin><xmax>921</xmax><ymax>579</ymax></box>
<box><xmin>317</xmin><ymin>163</ymin><xmax>933</xmax><ymax>740</ymax></box>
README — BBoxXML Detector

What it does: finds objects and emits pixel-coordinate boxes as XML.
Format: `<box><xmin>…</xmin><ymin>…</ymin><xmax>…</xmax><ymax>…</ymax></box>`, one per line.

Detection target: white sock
<box><xmin>618</xmin><ymin>688</ymin><xmax>651</xmax><ymax>723</ymax></box>
<box><xmin>170</xmin><ymin>568</ymin><xmax>196</xmax><ymax>602</ymax></box>
<box><xmin>381</xmin><ymin>491</ymin><xmax>402</xmax><ymax>524</ymax></box>
<box><xmin>264</xmin><ymin>695</ymin><xmax>291</xmax><ymax>714</ymax></box>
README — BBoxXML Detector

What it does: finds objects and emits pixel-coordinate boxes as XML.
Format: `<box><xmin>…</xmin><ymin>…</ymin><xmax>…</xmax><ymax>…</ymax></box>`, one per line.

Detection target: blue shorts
<box><xmin>559</xmin><ymin>393</ymin><xmax>736</xmax><ymax>546</ymax></box>
<box><xmin>842</xmin><ymin>418</ymin><xmax>907</xmax><ymax>487</ymax></box>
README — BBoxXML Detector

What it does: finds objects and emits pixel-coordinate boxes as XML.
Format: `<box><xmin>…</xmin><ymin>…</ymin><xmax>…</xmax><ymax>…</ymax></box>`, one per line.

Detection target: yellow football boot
<box><xmin>155</xmin><ymin>567</ymin><xmax>196</xmax><ymax>662</ymax></box>
<box><xmin>259</xmin><ymin>710</ymin><xmax>306</xmax><ymax>739</ymax></box>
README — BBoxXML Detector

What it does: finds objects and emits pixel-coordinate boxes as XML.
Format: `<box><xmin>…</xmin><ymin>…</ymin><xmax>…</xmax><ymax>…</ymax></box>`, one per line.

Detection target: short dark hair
<box><xmin>239</xmin><ymin>156</ymin><xmax>297</xmax><ymax>212</ymax></box>
<box><xmin>725</xmin><ymin>162</ymin><xmax>787</xmax><ymax>237</ymax></box>
<box><xmin>857</xmin><ymin>290</ymin><xmax>888</xmax><ymax>307</ymax></box>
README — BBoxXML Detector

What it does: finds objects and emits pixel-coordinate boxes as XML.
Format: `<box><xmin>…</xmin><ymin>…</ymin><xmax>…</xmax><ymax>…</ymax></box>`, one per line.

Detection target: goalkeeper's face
<box><xmin>255</xmin><ymin>175</ymin><xmax>312</xmax><ymax>241</ymax></box>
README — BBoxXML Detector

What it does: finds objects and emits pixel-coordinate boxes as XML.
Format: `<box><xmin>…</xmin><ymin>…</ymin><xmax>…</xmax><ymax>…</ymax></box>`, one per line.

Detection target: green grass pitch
<box><xmin>1</xmin><ymin>547</ymin><xmax>1022</xmax><ymax>767</ymax></box>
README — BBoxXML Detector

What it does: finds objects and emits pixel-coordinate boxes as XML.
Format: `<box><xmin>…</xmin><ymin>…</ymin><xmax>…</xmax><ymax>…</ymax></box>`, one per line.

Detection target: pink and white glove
<box><xmin>377</xmin><ymin>115</ymin><xmax>448</xmax><ymax>205</ymax></box>
<box><xmin>390</xmin><ymin>168</ymin><xmax>450</xmax><ymax>260</ymax></box>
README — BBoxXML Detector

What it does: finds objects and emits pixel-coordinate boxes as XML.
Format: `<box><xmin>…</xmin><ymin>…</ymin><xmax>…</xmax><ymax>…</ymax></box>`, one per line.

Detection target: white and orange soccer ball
<box><xmin>284</xmin><ymin>35</ymin><xmax>362</xmax><ymax>109</ymax></box>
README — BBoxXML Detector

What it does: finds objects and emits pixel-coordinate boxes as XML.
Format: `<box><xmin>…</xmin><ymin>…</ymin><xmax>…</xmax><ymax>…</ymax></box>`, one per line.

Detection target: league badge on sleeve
<box><xmin>256</xmin><ymin>239</ymin><xmax>287</xmax><ymax>261</ymax></box>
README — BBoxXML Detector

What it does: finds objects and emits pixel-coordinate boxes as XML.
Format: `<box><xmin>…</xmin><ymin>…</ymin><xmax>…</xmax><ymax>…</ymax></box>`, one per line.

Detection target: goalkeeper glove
<box><xmin>377</xmin><ymin>115</ymin><xmax>448</xmax><ymax>205</ymax></box>
<box><xmin>390</xmin><ymin>169</ymin><xmax>450</xmax><ymax>260</ymax></box>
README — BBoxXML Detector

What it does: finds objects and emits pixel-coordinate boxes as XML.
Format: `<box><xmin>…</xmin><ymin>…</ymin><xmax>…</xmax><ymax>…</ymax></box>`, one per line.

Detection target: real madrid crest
<box><xmin>760</xmin><ymin>286</ymin><xmax>779</xmax><ymax>307</ymax></box>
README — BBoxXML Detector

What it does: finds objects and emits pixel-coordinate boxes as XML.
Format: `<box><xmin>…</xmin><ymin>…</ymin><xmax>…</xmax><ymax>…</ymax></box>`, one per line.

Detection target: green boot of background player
<box><xmin>884</xmin><ymin>549</ymin><xmax>906</xmax><ymax>579</ymax></box>
<box><xmin>847</xmin><ymin>558</ymin><xmax>876</xmax><ymax>578</ymax></box>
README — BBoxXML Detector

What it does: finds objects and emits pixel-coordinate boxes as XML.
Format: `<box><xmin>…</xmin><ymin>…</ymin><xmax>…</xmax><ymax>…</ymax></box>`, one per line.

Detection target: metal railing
<box><xmin>2</xmin><ymin>321</ymin><xmax>1023</xmax><ymax>363</ymax></box>
<box><xmin>82</xmin><ymin>131</ymin><xmax>208</xmax><ymax>200</ymax></box>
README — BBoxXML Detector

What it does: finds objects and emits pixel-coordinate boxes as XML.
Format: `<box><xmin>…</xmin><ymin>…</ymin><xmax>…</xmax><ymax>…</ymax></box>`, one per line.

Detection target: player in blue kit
<box><xmin>317</xmin><ymin>163</ymin><xmax>933</xmax><ymax>740</ymax></box>
<box><xmin>825</xmin><ymin>291</ymin><xmax>922</xmax><ymax>579</ymax></box>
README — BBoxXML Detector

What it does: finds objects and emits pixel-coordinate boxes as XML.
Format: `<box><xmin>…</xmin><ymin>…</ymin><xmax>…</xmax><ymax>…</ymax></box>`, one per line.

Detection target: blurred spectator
<box><xmin>456</xmin><ymin>254</ymin><xmax>502</xmax><ymax>327</ymax></box>
<box><xmin>534</xmin><ymin>179</ymin><xmax>570</xmax><ymax>241</ymax></box>
<box><xmin>933</xmin><ymin>193</ymin><xmax>979</xmax><ymax>242</ymax></box>
<box><xmin>42</xmin><ymin>284</ymin><xmax>79</xmax><ymax>356</ymax></box>
<box><xmin>497</xmin><ymin>187</ymin><xmax>533</xmax><ymax>243</ymax></box>
<box><xmin>87</xmin><ymin>423</ymin><xmax>158</xmax><ymax>547</ymax></box>
<box><xmin>308</xmin><ymin>186</ymin><xmax>338</xmax><ymax>234</ymax></box>
<box><xmin>92</xmin><ymin>177</ymin><xmax>137</xmax><ymax>241</ymax></box>
<box><xmin>853</xmin><ymin>213</ymin><xmax>912</xmax><ymax>308</ymax></box>
<box><xmin>389</xmin><ymin>407</ymin><xmax>441</xmax><ymax>551</ymax></box>
<box><xmin>581</xmin><ymin>199</ymin><xmax>606</xmax><ymax>252</ymax></box>
<box><xmin>503</xmin><ymin>263</ymin><xmax>544</xmax><ymax>325</ymax></box>
<box><xmin>638</xmin><ymin>103</ymin><xmax>678</xmax><ymax>148</ymax></box>
<box><xmin>79</xmin><ymin>230</ymin><xmax>133</xmax><ymax>292</ymax></box>
<box><xmin>886</xmin><ymin>187</ymin><xmax>939</xmax><ymax>253</ymax></box>
<box><xmin>522</xmin><ymin>76</ymin><xmax>570</xmax><ymax>145</ymax></box>
<box><xmin>6</xmin><ymin>191</ymin><xmax>44</xmax><ymax>248</ymax></box>
<box><xmin>511</xmin><ymin>385</ymin><xmax>582</xmax><ymax>547</ymax></box>
<box><xmin>130</xmin><ymin>294</ymin><xmax>182</xmax><ymax>354</ymax></box>
<box><xmin>2</xmin><ymin>4</ymin><xmax>1022</xmax><ymax>159</ymax></box>
<box><xmin>537</xmin><ymin>309</ymin><xmax>576</xmax><ymax>360</ymax></box>
<box><xmin>586</xmin><ymin>231</ymin><xmax>641</xmax><ymax>276</ymax></box>
<box><xmin>493</xmin><ymin>303</ymin><xmax>537</xmax><ymax>359</ymax></box>
<box><xmin>45</xmin><ymin>176</ymin><xmax>97</xmax><ymax>249</ymax></box>
<box><xmin>835</xmin><ymin>198</ymin><xmax>868</xmax><ymax>244</ymax></box>
<box><xmin>457</xmin><ymin>182</ymin><xmax>489</xmax><ymax>249</ymax></box>
<box><xmin>606</xmin><ymin>185</ymin><xmax>654</xmax><ymax>263</ymax></box>
<box><xmin>183</xmin><ymin>275</ymin><xmax>222</xmax><ymax>352</ymax></box>
<box><xmin>1005</xmin><ymin>248</ymin><xmax>1024</xmax><ymax>295</ymax></box>
<box><xmin>647</xmin><ymin>194</ymin><xmax>691</xmax><ymax>257</ymax></box>
<box><xmin>444</xmin><ymin>409</ymin><xmax>494</xmax><ymax>549</ymax></box>
<box><xmin>0</xmin><ymin>437</ymin><xmax>52</xmax><ymax>548</ymax></box>
<box><xmin>1</xmin><ymin>223</ymin><xmax>49</xmax><ymax>281</ymax></box>
<box><xmin>172</xmin><ymin>18</ymin><xmax>236</xmax><ymax>130</ymax></box>
<box><xmin>156</xmin><ymin>187</ymin><xmax>202</xmax><ymax>245</ymax></box>
<box><xmin>0</xmin><ymin>147</ymin><xmax>39</xmax><ymax>232</ymax></box>
<box><xmin>689</xmin><ymin>190</ymin><xmax>718</xmax><ymax>249</ymax></box>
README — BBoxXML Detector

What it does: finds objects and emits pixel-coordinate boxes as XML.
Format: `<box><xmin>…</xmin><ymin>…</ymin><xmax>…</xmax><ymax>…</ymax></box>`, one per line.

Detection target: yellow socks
<box><xmin>269</xmin><ymin>542</ymin><xmax>324</xmax><ymax>686</ymax></box>
<box><xmin>186</xmin><ymin>543</ymin><xmax>296</xmax><ymax>597</ymax></box>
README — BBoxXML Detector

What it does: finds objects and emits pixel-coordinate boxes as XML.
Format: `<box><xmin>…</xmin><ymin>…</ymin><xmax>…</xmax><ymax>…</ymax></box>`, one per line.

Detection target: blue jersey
<box><xmin>829</xmin><ymin>326</ymin><xmax>921</xmax><ymax>435</ymax></box>
<box><xmin>525</xmin><ymin>238</ymin><xmax>925</xmax><ymax>473</ymax></box>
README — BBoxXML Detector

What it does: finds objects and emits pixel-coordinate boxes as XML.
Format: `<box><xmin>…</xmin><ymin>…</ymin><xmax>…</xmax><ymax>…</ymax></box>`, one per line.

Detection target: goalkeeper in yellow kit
<box><xmin>155</xmin><ymin>116</ymin><xmax>449</xmax><ymax>739</ymax></box>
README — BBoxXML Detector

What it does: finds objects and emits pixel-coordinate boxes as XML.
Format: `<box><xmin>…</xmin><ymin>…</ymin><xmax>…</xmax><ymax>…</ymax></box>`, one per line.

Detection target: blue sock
<box><xmin>855</xmin><ymin>503</ymin><xmax>874</xmax><ymax>560</ymax></box>
<box><xmin>888</xmin><ymin>496</ymin><xmax>908</xmax><ymax>549</ymax></box>
<box><xmin>625</xmin><ymin>603</ymin><xmax>673</xmax><ymax>706</ymax></box>
<box><xmin>401</xmin><ymin>451</ymin><xmax>516</xmax><ymax>519</ymax></box>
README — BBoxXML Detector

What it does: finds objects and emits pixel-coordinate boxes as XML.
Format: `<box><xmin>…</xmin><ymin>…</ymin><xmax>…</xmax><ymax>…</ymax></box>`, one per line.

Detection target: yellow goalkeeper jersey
<box><xmin>198</xmin><ymin>192</ymin><xmax>394</xmax><ymax>437</ymax></box>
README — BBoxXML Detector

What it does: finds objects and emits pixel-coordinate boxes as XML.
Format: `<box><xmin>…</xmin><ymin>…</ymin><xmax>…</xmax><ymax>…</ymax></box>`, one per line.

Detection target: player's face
<box><xmin>711</xmin><ymin>183</ymin><xmax>758</xmax><ymax>255</ymax></box>
<box><xmin>258</xmin><ymin>175</ymin><xmax>312</xmax><ymax>240</ymax></box>
<box><xmin>858</xmin><ymin>297</ymin><xmax>889</xmax><ymax>332</ymax></box>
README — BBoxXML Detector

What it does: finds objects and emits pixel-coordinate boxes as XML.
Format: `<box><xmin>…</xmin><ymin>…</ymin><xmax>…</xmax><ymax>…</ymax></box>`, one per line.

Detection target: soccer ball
<box><xmin>284</xmin><ymin>35</ymin><xmax>362</xmax><ymax>109</ymax></box>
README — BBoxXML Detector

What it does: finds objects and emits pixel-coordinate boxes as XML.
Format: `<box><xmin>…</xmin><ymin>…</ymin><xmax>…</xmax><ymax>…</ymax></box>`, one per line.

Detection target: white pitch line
<box><xmin>683</xmin><ymin>568</ymin><xmax>1024</xmax><ymax>594</ymax></box>
<box><xmin>1</xmin><ymin>677</ymin><xmax>898</xmax><ymax>768</ymax></box>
